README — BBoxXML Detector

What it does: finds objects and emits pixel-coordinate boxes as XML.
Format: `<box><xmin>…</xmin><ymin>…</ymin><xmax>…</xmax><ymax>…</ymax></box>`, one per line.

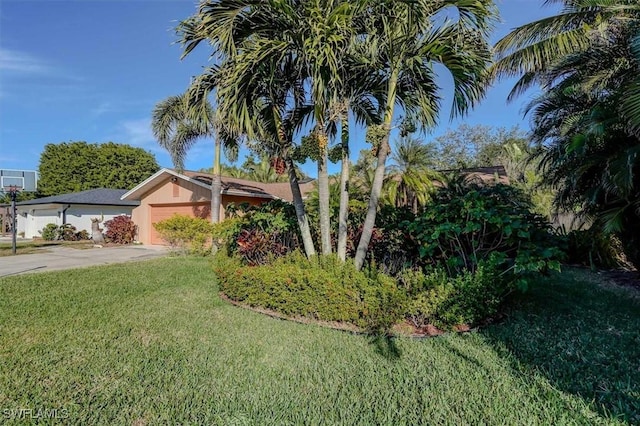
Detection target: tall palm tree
<box><xmin>151</xmin><ymin>94</ymin><xmax>233</xmax><ymax>224</ymax></box>
<box><xmin>352</xmin><ymin>0</ymin><xmax>497</xmax><ymax>270</ymax></box>
<box><xmin>178</xmin><ymin>0</ymin><xmax>359</xmax><ymax>256</ymax></box>
<box><xmin>386</xmin><ymin>136</ymin><xmax>439</xmax><ymax>213</ymax></box>
<box><xmin>181</xmin><ymin>31</ymin><xmax>319</xmax><ymax>257</ymax></box>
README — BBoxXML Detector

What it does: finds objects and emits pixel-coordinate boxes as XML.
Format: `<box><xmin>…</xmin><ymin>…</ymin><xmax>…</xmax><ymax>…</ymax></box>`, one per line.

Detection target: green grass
<box><xmin>0</xmin><ymin>259</ymin><xmax>638</xmax><ymax>424</ymax></box>
<box><xmin>0</xmin><ymin>240</ymin><xmax>92</xmax><ymax>256</ymax></box>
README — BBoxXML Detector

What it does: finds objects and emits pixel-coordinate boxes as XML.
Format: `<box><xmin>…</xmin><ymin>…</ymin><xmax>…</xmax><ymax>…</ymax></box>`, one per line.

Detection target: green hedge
<box><xmin>214</xmin><ymin>251</ymin><xmax>405</xmax><ymax>332</ymax></box>
<box><xmin>153</xmin><ymin>214</ymin><xmax>214</xmax><ymax>256</ymax></box>
<box><xmin>400</xmin><ymin>258</ymin><xmax>507</xmax><ymax>330</ymax></box>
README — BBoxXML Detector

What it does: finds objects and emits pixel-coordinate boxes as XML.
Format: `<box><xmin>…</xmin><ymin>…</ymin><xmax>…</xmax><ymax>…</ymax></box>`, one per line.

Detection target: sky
<box><xmin>0</xmin><ymin>0</ymin><xmax>562</xmax><ymax>179</ymax></box>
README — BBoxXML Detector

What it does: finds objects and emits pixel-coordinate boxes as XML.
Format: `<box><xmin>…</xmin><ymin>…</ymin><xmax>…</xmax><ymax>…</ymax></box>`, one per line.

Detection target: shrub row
<box><xmin>215</xmin><ymin>251</ymin><xmax>514</xmax><ymax>332</ymax></box>
<box><xmin>215</xmin><ymin>251</ymin><xmax>405</xmax><ymax>332</ymax></box>
<box><xmin>41</xmin><ymin>223</ymin><xmax>90</xmax><ymax>241</ymax></box>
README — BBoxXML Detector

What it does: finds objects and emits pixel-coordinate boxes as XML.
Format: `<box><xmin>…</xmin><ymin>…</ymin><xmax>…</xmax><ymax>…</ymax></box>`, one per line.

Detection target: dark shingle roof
<box><xmin>16</xmin><ymin>189</ymin><xmax>139</xmax><ymax>206</ymax></box>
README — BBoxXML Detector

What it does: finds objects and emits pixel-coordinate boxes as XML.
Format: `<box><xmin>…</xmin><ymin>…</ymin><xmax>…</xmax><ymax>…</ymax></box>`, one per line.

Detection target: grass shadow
<box><xmin>481</xmin><ymin>268</ymin><xmax>640</xmax><ymax>423</ymax></box>
<box><xmin>369</xmin><ymin>335</ymin><xmax>402</xmax><ymax>360</ymax></box>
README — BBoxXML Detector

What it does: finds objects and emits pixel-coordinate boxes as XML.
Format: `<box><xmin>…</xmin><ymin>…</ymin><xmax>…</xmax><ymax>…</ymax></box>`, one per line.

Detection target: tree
<box><xmin>427</xmin><ymin>124</ymin><xmax>529</xmax><ymax>170</ymax></box>
<box><xmin>178</xmin><ymin>0</ymin><xmax>363</xmax><ymax>258</ymax></box>
<box><xmin>179</xmin><ymin>7</ymin><xmax>319</xmax><ymax>257</ymax></box>
<box><xmin>352</xmin><ymin>0</ymin><xmax>497</xmax><ymax>270</ymax></box>
<box><xmin>492</xmin><ymin>0</ymin><xmax>640</xmax><ymax>268</ymax></box>
<box><xmin>151</xmin><ymin>94</ymin><xmax>235</xmax><ymax>224</ymax></box>
<box><xmin>38</xmin><ymin>142</ymin><xmax>159</xmax><ymax>196</ymax></box>
<box><xmin>386</xmin><ymin>136</ymin><xmax>440</xmax><ymax>213</ymax></box>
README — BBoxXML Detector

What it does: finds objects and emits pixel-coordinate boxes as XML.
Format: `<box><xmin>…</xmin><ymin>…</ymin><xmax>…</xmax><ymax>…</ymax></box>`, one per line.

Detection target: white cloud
<box><xmin>0</xmin><ymin>48</ymin><xmax>49</xmax><ymax>73</ymax></box>
<box><xmin>119</xmin><ymin>118</ymin><xmax>158</xmax><ymax>149</ymax></box>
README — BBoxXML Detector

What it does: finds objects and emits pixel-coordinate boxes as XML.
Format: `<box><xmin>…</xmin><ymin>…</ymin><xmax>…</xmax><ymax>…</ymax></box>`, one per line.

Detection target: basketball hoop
<box><xmin>3</xmin><ymin>185</ymin><xmax>21</xmax><ymax>196</ymax></box>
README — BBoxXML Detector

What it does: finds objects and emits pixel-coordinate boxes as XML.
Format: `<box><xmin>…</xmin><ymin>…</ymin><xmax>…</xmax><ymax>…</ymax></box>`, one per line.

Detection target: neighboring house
<box><xmin>121</xmin><ymin>168</ymin><xmax>315</xmax><ymax>245</ymax></box>
<box><xmin>14</xmin><ymin>189</ymin><xmax>139</xmax><ymax>239</ymax></box>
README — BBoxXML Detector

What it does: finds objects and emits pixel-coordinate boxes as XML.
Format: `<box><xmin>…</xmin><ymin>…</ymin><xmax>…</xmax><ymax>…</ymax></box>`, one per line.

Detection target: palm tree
<box><xmin>180</xmin><ymin>18</ymin><xmax>319</xmax><ymax>258</ymax></box>
<box><xmin>352</xmin><ymin>0</ymin><xmax>497</xmax><ymax>270</ymax></box>
<box><xmin>492</xmin><ymin>0</ymin><xmax>640</xmax><ymax>268</ymax></box>
<box><xmin>151</xmin><ymin>94</ymin><xmax>232</xmax><ymax>225</ymax></box>
<box><xmin>178</xmin><ymin>0</ymin><xmax>360</xmax><ymax>257</ymax></box>
<box><xmin>386</xmin><ymin>136</ymin><xmax>439</xmax><ymax>213</ymax></box>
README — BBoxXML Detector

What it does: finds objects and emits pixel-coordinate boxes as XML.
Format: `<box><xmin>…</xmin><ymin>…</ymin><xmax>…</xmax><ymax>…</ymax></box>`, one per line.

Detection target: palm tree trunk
<box><xmin>287</xmin><ymin>157</ymin><xmax>317</xmax><ymax>257</ymax></box>
<box><xmin>318</xmin><ymin>139</ymin><xmax>332</xmax><ymax>255</ymax></box>
<box><xmin>211</xmin><ymin>138</ymin><xmax>222</xmax><ymax>224</ymax></box>
<box><xmin>354</xmin><ymin>71</ymin><xmax>398</xmax><ymax>271</ymax></box>
<box><xmin>337</xmin><ymin>110</ymin><xmax>350</xmax><ymax>261</ymax></box>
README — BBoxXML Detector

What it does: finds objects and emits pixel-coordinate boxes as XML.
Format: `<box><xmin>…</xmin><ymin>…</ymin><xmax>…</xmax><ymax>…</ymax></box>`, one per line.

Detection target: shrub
<box><xmin>104</xmin><ymin>215</ymin><xmax>137</xmax><ymax>244</ymax></box>
<box><xmin>153</xmin><ymin>214</ymin><xmax>213</xmax><ymax>255</ymax></box>
<box><xmin>400</xmin><ymin>256</ymin><xmax>508</xmax><ymax>329</ymax></box>
<box><xmin>40</xmin><ymin>223</ymin><xmax>88</xmax><ymax>241</ymax></box>
<box><xmin>214</xmin><ymin>251</ymin><xmax>405</xmax><ymax>332</ymax></box>
<box><xmin>75</xmin><ymin>229</ymin><xmax>90</xmax><ymax>240</ymax></box>
<box><xmin>40</xmin><ymin>223</ymin><xmax>59</xmax><ymax>241</ymax></box>
<box><xmin>560</xmin><ymin>227</ymin><xmax>623</xmax><ymax>269</ymax></box>
<box><xmin>225</xmin><ymin>200</ymin><xmax>301</xmax><ymax>264</ymax></box>
<box><xmin>406</xmin><ymin>184</ymin><xmax>563</xmax><ymax>290</ymax></box>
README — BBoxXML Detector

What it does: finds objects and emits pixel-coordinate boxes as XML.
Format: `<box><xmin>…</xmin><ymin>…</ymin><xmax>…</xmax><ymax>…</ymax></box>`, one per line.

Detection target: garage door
<box><xmin>149</xmin><ymin>203</ymin><xmax>210</xmax><ymax>245</ymax></box>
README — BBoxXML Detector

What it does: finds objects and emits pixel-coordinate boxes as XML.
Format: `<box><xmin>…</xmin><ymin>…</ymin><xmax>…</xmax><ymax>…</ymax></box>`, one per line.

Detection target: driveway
<box><xmin>0</xmin><ymin>245</ymin><xmax>169</xmax><ymax>278</ymax></box>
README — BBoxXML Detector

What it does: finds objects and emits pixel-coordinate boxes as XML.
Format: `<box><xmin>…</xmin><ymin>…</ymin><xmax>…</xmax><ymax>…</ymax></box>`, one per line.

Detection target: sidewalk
<box><xmin>0</xmin><ymin>245</ymin><xmax>169</xmax><ymax>278</ymax></box>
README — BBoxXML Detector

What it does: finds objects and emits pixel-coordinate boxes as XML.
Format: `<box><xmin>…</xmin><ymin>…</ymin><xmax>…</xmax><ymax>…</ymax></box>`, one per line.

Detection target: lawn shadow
<box><xmin>481</xmin><ymin>268</ymin><xmax>640</xmax><ymax>423</ymax></box>
<box><xmin>369</xmin><ymin>335</ymin><xmax>402</xmax><ymax>360</ymax></box>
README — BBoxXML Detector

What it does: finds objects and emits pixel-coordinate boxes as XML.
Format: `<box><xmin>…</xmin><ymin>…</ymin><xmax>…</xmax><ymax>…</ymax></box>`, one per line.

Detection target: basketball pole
<box><xmin>8</xmin><ymin>186</ymin><xmax>18</xmax><ymax>255</ymax></box>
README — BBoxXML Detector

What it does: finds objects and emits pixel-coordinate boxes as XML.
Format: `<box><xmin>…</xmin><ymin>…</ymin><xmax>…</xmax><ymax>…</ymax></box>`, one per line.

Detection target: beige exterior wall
<box><xmin>131</xmin><ymin>176</ymin><xmax>270</xmax><ymax>245</ymax></box>
<box><xmin>132</xmin><ymin>177</ymin><xmax>210</xmax><ymax>245</ymax></box>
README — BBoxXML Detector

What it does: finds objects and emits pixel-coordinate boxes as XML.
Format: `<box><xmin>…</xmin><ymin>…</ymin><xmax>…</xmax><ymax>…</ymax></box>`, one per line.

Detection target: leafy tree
<box><xmin>38</xmin><ymin>142</ymin><xmax>159</xmax><ymax>196</ymax></box>
<box><xmin>427</xmin><ymin>124</ymin><xmax>529</xmax><ymax>170</ymax></box>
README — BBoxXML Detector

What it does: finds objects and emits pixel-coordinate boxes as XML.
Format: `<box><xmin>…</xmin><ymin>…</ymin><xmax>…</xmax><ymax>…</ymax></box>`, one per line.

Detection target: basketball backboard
<box><xmin>0</xmin><ymin>169</ymin><xmax>38</xmax><ymax>193</ymax></box>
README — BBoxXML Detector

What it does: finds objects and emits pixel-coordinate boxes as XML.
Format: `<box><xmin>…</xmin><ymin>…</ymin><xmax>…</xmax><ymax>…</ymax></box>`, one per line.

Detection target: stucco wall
<box><xmin>131</xmin><ymin>176</ymin><xmax>269</xmax><ymax>245</ymax></box>
<box><xmin>132</xmin><ymin>177</ymin><xmax>211</xmax><ymax>245</ymax></box>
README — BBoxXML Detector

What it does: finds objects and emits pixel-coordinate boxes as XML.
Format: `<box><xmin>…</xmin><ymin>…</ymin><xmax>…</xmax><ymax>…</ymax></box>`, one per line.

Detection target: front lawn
<box><xmin>0</xmin><ymin>258</ymin><xmax>637</xmax><ymax>424</ymax></box>
<box><xmin>0</xmin><ymin>240</ymin><xmax>92</xmax><ymax>256</ymax></box>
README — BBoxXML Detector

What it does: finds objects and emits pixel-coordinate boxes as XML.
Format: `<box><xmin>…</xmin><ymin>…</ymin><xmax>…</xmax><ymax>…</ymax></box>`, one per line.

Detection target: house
<box><xmin>13</xmin><ymin>189</ymin><xmax>139</xmax><ymax>239</ymax></box>
<box><xmin>121</xmin><ymin>168</ymin><xmax>315</xmax><ymax>245</ymax></box>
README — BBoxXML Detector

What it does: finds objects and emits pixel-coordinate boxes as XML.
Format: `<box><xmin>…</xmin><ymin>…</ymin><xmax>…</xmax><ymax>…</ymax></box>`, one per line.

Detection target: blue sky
<box><xmin>0</xmin><ymin>0</ymin><xmax>560</xmax><ymax>178</ymax></box>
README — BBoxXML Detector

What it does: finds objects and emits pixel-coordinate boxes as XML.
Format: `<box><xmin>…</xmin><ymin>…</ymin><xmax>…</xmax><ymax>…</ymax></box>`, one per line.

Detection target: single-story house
<box><xmin>13</xmin><ymin>189</ymin><xmax>139</xmax><ymax>239</ymax></box>
<box><xmin>121</xmin><ymin>168</ymin><xmax>315</xmax><ymax>245</ymax></box>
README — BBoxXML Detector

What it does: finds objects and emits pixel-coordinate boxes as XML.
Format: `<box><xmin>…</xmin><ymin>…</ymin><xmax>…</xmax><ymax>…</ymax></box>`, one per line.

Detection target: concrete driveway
<box><xmin>0</xmin><ymin>245</ymin><xmax>169</xmax><ymax>278</ymax></box>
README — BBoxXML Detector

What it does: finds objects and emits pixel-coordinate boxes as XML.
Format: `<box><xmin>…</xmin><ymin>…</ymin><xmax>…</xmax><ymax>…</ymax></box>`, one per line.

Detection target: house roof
<box><xmin>121</xmin><ymin>168</ymin><xmax>315</xmax><ymax>203</ymax></box>
<box><xmin>16</xmin><ymin>188</ymin><xmax>139</xmax><ymax>207</ymax></box>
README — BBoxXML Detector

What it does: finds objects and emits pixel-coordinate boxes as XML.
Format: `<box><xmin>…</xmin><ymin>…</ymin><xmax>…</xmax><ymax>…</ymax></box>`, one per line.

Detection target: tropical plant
<box><xmin>152</xmin><ymin>94</ymin><xmax>237</xmax><ymax>226</ymax></box>
<box><xmin>406</xmin><ymin>183</ymin><xmax>563</xmax><ymax>290</ymax></box>
<box><xmin>385</xmin><ymin>136</ymin><xmax>439</xmax><ymax>213</ymax></box>
<box><xmin>104</xmin><ymin>215</ymin><xmax>137</xmax><ymax>244</ymax></box>
<box><xmin>352</xmin><ymin>0</ymin><xmax>497</xmax><ymax>270</ymax></box>
<box><xmin>492</xmin><ymin>0</ymin><xmax>640</xmax><ymax>268</ymax></box>
<box><xmin>177</xmin><ymin>0</ymin><xmax>344</xmax><ymax>258</ymax></box>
